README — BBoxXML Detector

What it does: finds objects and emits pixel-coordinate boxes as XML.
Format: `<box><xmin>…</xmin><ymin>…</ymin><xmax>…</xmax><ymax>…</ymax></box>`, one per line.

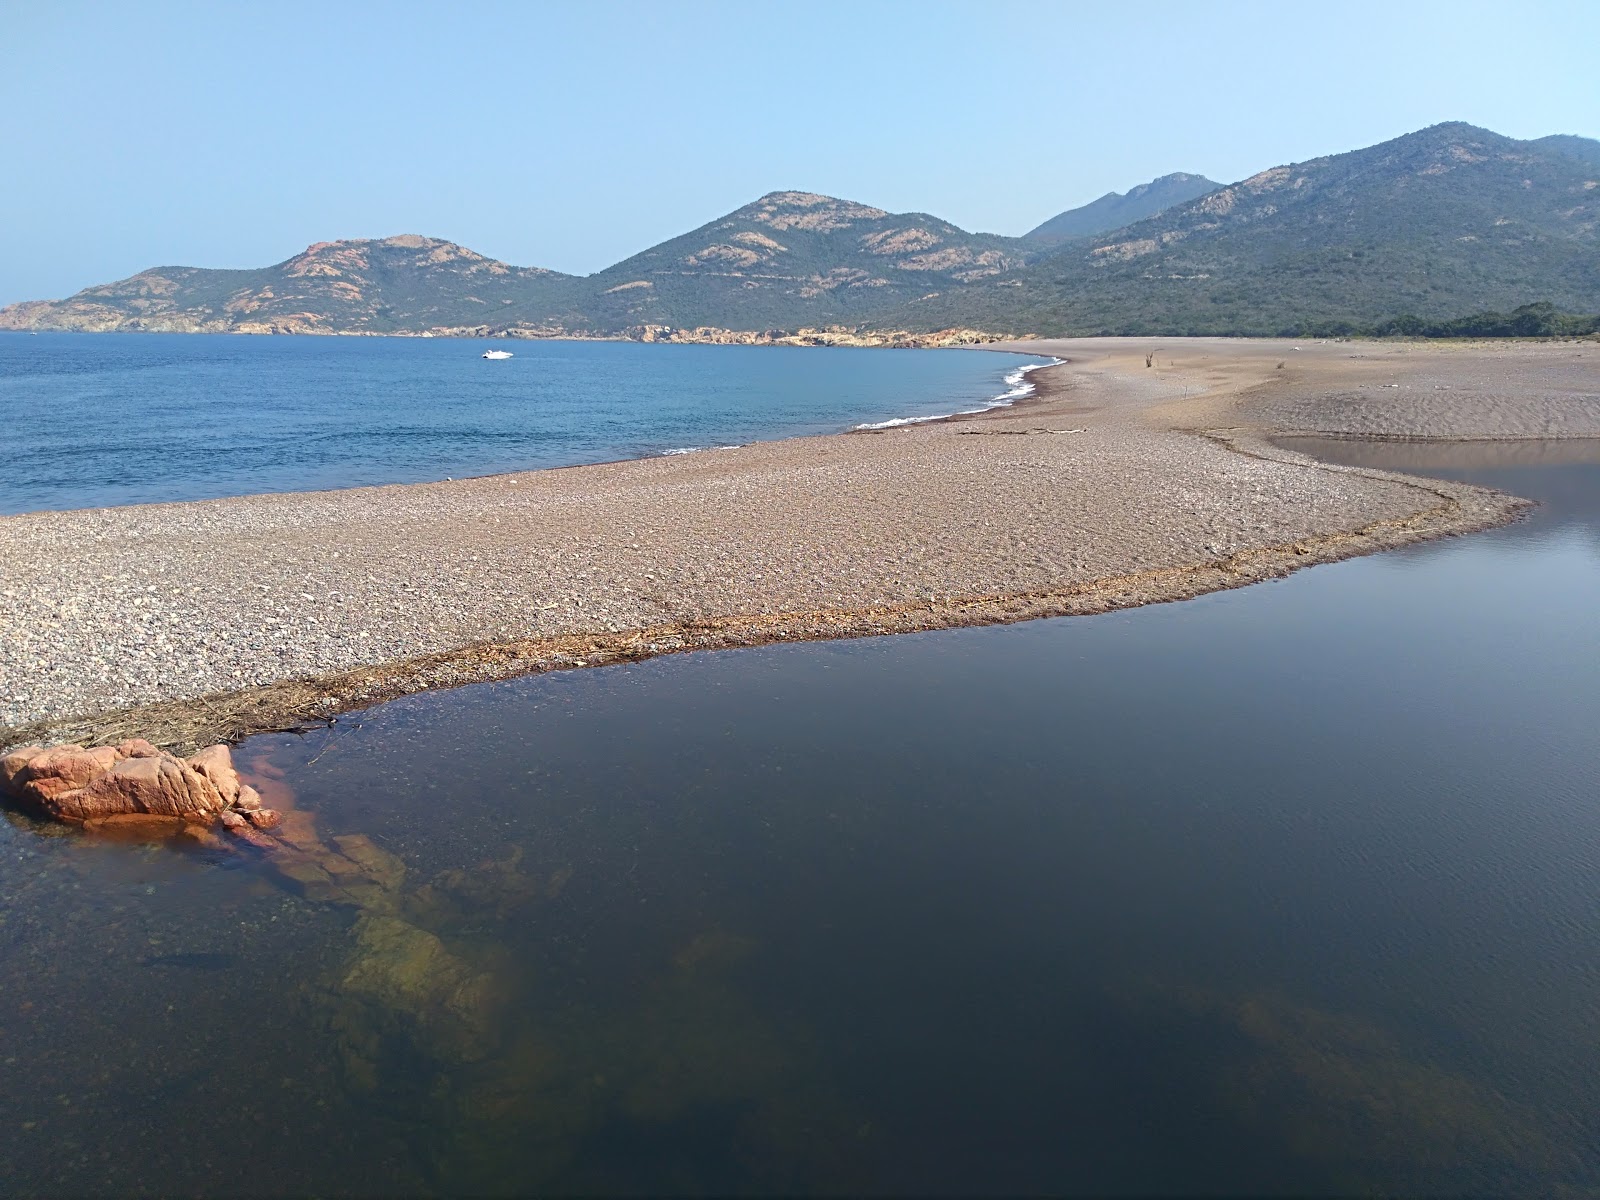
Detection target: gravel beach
<box><xmin>4</xmin><ymin>337</ymin><xmax>1584</xmax><ymax>750</ymax></box>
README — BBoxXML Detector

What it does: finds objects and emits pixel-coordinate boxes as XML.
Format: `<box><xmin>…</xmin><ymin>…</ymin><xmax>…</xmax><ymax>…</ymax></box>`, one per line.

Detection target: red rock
<box><xmin>57</xmin><ymin>754</ymin><xmax>226</xmax><ymax>822</ymax></box>
<box><xmin>242</xmin><ymin>773</ymin><xmax>296</xmax><ymax>811</ymax></box>
<box><xmin>227</xmin><ymin>823</ymin><xmax>280</xmax><ymax>851</ymax></box>
<box><xmin>177</xmin><ymin>824</ymin><xmax>234</xmax><ymax>853</ymax></box>
<box><xmin>234</xmin><ymin>784</ymin><xmax>264</xmax><ymax>811</ymax></box>
<box><xmin>0</xmin><ymin>744</ymin><xmax>45</xmax><ymax>793</ymax></box>
<box><xmin>10</xmin><ymin>745</ymin><xmax>121</xmax><ymax>806</ymax></box>
<box><xmin>81</xmin><ymin>813</ymin><xmax>186</xmax><ymax>840</ymax></box>
<box><xmin>274</xmin><ymin>807</ymin><xmax>323</xmax><ymax>853</ymax></box>
<box><xmin>246</xmin><ymin>808</ymin><xmax>281</xmax><ymax>830</ymax></box>
<box><xmin>219</xmin><ymin>809</ymin><xmax>248</xmax><ymax>830</ymax></box>
<box><xmin>117</xmin><ymin>739</ymin><xmax>162</xmax><ymax>759</ymax></box>
<box><xmin>187</xmin><ymin>745</ymin><xmax>241</xmax><ymax>806</ymax></box>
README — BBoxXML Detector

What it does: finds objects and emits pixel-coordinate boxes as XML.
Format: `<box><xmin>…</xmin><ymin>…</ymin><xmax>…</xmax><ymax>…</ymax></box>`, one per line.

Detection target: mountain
<box><xmin>893</xmin><ymin>123</ymin><xmax>1600</xmax><ymax>336</ymax></box>
<box><xmin>4</xmin><ymin>124</ymin><xmax>1598</xmax><ymax>340</ymax></box>
<box><xmin>1534</xmin><ymin>133</ymin><xmax>1600</xmax><ymax>167</ymax></box>
<box><xmin>0</xmin><ymin>195</ymin><xmax>1035</xmax><ymax>337</ymax></box>
<box><xmin>575</xmin><ymin>191</ymin><xmax>1033</xmax><ymax>331</ymax></box>
<box><xmin>0</xmin><ymin>236</ymin><xmax>582</xmax><ymax>335</ymax></box>
<box><xmin>1022</xmin><ymin>173</ymin><xmax>1220</xmax><ymax>246</ymax></box>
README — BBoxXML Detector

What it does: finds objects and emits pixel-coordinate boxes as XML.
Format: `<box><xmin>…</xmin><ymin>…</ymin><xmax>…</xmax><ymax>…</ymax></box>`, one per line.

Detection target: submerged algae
<box><xmin>197</xmin><ymin>765</ymin><xmax>871</xmax><ymax>1193</ymax></box>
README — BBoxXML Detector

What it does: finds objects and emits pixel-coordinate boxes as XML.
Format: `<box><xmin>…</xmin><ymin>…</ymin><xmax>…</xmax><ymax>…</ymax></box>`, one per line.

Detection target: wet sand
<box><xmin>5</xmin><ymin>337</ymin><xmax>1590</xmax><ymax>751</ymax></box>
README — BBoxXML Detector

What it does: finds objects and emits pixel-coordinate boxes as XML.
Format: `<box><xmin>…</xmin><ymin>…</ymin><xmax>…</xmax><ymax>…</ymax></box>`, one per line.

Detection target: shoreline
<box><xmin>0</xmin><ymin>341</ymin><xmax>1052</xmax><ymax>520</ymax></box>
<box><xmin>5</xmin><ymin>337</ymin><xmax>1583</xmax><ymax>754</ymax></box>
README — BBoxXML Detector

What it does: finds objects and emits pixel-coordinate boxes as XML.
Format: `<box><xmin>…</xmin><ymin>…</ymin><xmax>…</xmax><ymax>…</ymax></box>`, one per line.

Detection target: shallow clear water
<box><xmin>1</xmin><ymin>446</ymin><xmax>1597</xmax><ymax>1195</ymax></box>
<box><xmin>0</xmin><ymin>334</ymin><xmax>1041</xmax><ymax>514</ymax></box>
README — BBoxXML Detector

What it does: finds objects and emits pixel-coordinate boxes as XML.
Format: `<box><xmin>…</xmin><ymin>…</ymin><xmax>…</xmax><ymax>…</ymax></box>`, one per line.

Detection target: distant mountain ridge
<box><xmin>891</xmin><ymin>122</ymin><xmax>1600</xmax><ymax>335</ymax></box>
<box><xmin>1022</xmin><ymin>173</ymin><xmax>1221</xmax><ymax>246</ymax></box>
<box><xmin>3</xmin><ymin>123</ymin><xmax>1597</xmax><ymax>339</ymax></box>
<box><xmin>0</xmin><ymin>194</ymin><xmax>1035</xmax><ymax>338</ymax></box>
<box><xmin>0</xmin><ymin>235</ymin><xmax>581</xmax><ymax>335</ymax></box>
<box><xmin>1534</xmin><ymin>133</ymin><xmax>1600</xmax><ymax>167</ymax></box>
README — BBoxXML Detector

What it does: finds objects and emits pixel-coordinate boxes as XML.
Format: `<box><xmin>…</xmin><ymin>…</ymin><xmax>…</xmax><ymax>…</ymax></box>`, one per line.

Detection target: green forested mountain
<box><xmin>1534</xmin><ymin>134</ymin><xmax>1600</xmax><ymax>167</ymax></box>
<box><xmin>897</xmin><ymin>123</ymin><xmax>1600</xmax><ymax>335</ymax></box>
<box><xmin>3</xmin><ymin>124</ymin><xmax>1597</xmax><ymax>339</ymax></box>
<box><xmin>1022</xmin><ymin>173</ymin><xmax>1220</xmax><ymax>247</ymax></box>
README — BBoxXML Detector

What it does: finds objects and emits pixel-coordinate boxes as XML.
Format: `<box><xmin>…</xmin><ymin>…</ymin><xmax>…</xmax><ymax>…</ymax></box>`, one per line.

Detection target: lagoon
<box><xmin>0</xmin><ymin>445</ymin><xmax>1597</xmax><ymax>1194</ymax></box>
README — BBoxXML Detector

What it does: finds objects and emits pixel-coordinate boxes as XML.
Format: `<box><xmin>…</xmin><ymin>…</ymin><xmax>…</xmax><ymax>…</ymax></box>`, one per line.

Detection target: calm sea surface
<box><xmin>0</xmin><ymin>333</ymin><xmax>1043</xmax><ymax>514</ymax></box>
<box><xmin>1</xmin><ymin>433</ymin><xmax>1597</xmax><ymax>1190</ymax></box>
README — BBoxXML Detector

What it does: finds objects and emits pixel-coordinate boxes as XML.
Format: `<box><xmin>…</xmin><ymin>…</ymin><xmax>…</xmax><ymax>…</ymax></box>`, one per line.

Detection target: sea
<box><xmin>0</xmin><ymin>333</ymin><xmax>1047</xmax><ymax>514</ymax></box>
<box><xmin>0</xmin><ymin>337</ymin><xmax>1597</xmax><ymax>1194</ymax></box>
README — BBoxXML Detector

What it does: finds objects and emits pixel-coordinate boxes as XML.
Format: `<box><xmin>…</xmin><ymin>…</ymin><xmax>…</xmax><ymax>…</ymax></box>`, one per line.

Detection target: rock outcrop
<box><xmin>0</xmin><ymin>740</ymin><xmax>276</xmax><ymax>833</ymax></box>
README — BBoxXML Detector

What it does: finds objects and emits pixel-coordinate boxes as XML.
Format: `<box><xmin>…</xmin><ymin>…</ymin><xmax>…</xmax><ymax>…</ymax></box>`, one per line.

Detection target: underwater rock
<box><xmin>233</xmin><ymin>826</ymin><xmax>280</xmax><ymax>852</ymax></box>
<box><xmin>402</xmin><ymin>846</ymin><xmax>542</xmax><ymax>930</ymax></box>
<box><xmin>272</xmin><ymin>806</ymin><xmax>325</xmax><ymax>853</ymax></box>
<box><xmin>336</xmin><ymin>913</ymin><xmax>499</xmax><ymax>1064</ymax></box>
<box><xmin>176</xmin><ymin>823</ymin><xmax>233</xmax><ymax>853</ymax></box>
<box><xmin>246</xmin><ymin>808</ymin><xmax>281</xmax><ymax>830</ymax></box>
<box><xmin>330</xmin><ymin>834</ymin><xmax>406</xmax><ymax>892</ymax></box>
<box><xmin>263</xmin><ymin>848</ymin><xmax>352</xmax><ymax>901</ymax></box>
<box><xmin>80</xmin><ymin>813</ymin><xmax>188</xmax><ymax>841</ymax></box>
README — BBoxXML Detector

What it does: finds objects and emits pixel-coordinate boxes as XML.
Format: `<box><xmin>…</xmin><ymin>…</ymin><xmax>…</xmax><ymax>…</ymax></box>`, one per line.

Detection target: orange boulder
<box><xmin>57</xmin><ymin>754</ymin><xmax>226</xmax><ymax>822</ymax></box>
<box><xmin>187</xmin><ymin>744</ymin><xmax>242</xmax><ymax>806</ymax></box>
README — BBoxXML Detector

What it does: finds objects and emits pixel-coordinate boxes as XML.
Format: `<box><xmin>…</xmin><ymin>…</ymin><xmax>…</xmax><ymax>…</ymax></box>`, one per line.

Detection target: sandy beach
<box><xmin>3</xmin><ymin>337</ymin><xmax>1593</xmax><ymax>752</ymax></box>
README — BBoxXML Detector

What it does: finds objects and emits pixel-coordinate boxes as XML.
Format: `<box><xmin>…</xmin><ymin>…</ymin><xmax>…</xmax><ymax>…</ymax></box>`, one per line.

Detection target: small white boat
<box><xmin>482</xmin><ymin>349</ymin><xmax>513</xmax><ymax>360</ymax></box>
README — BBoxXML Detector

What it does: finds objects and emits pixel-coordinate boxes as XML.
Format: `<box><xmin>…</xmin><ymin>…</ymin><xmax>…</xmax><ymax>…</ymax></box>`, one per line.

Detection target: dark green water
<box><xmin>2</xmin><ymin>446</ymin><xmax>1598</xmax><ymax>1195</ymax></box>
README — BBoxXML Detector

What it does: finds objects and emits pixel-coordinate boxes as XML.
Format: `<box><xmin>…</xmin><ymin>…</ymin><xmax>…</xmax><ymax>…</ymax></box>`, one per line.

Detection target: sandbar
<box><xmin>4</xmin><ymin>337</ymin><xmax>1591</xmax><ymax>752</ymax></box>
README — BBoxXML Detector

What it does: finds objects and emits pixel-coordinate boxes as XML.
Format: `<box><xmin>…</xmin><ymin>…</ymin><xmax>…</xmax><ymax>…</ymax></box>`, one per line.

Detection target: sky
<box><xmin>2</xmin><ymin>0</ymin><xmax>1597</xmax><ymax>305</ymax></box>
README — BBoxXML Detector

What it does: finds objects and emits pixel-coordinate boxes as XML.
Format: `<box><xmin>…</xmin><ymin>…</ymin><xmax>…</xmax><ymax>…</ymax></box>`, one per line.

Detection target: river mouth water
<box><xmin>2</xmin><ymin>442</ymin><xmax>1598</xmax><ymax>1195</ymax></box>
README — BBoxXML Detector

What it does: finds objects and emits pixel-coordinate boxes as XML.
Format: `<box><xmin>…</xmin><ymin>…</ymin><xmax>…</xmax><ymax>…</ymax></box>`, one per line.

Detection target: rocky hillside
<box><xmin>0</xmin><ymin>196</ymin><xmax>1033</xmax><ymax>337</ymax></box>
<box><xmin>1022</xmin><ymin>172</ymin><xmax>1220</xmax><ymax>247</ymax></box>
<box><xmin>897</xmin><ymin>123</ymin><xmax>1600</xmax><ymax>335</ymax></box>
<box><xmin>576</xmin><ymin>191</ymin><xmax>1034</xmax><ymax>331</ymax></box>
<box><xmin>0</xmin><ymin>236</ymin><xmax>582</xmax><ymax>335</ymax></box>
<box><xmin>5</xmin><ymin>125</ymin><xmax>1598</xmax><ymax>340</ymax></box>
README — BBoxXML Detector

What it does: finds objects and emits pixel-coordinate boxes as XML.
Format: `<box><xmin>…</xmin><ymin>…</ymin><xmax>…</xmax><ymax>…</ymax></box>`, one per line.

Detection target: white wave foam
<box><xmin>853</xmin><ymin>413</ymin><xmax>945</xmax><ymax>430</ymax></box>
<box><xmin>852</xmin><ymin>357</ymin><xmax>1063</xmax><ymax>431</ymax></box>
<box><xmin>661</xmin><ymin>444</ymin><xmax>742</xmax><ymax>456</ymax></box>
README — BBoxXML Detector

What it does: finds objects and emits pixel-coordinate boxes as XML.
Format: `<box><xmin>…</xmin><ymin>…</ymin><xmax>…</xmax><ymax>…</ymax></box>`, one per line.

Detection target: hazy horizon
<box><xmin>3</xmin><ymin>0</ymin><xmax>1597</xmax><ymax>305</ymax></box>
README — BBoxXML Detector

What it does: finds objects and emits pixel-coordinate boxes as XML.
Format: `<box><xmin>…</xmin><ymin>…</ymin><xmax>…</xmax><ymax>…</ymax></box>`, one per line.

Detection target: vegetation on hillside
<box><xmin>892</xmin><ymin>124</ymin><xmax>1600</xmax><ymax>336</ymax></box>
<box><xmin>1022</xmin><ymin>173</ymin><xmax>1220</xmax><ymax>246</ymax></box>
<box><xmin>1365</xmin><ymin>302</ymin><xmax>1599</xmax><ymax>339</ymax></box>
<box><xmin>2</xmin><ymin>126</ymin><xmax>1597</xmax><ymax>340</ymax></box>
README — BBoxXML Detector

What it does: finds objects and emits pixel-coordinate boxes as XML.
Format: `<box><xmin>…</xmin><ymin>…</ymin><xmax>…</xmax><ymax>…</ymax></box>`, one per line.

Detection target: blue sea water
<box><xmin>0</xmin><ymin>333</ymin><xmax>1045</xmax><ymax>514</ymax></box>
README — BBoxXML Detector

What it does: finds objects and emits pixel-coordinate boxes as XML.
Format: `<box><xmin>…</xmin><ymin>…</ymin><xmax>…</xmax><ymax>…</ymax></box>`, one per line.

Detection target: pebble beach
<box><xmin>4</xmin><ymin>337</ymin><xmax>1592</xmax><ymax>750</ymax></box>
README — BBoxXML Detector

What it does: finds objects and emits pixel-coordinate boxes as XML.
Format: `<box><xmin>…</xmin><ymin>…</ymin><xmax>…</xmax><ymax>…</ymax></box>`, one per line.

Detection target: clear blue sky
<box><xmin>2</xmin><ymin>0</ymin><xmax>1596</xmax><ymax>304</ymax></box>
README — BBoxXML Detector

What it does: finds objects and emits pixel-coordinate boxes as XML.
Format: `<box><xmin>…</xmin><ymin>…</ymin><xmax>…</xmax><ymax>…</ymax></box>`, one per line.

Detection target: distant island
<box><xmin>3</xmin><ymin>123</ymin><xmax>1597</xmax><ymax>341</ymax></box>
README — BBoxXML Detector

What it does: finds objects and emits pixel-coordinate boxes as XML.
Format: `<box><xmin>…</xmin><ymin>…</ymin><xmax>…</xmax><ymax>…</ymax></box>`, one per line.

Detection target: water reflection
<box><xmin>1</xmin><ymin>445</ymin><xmax>1597</xmax><ymax>1194</ymax></box>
